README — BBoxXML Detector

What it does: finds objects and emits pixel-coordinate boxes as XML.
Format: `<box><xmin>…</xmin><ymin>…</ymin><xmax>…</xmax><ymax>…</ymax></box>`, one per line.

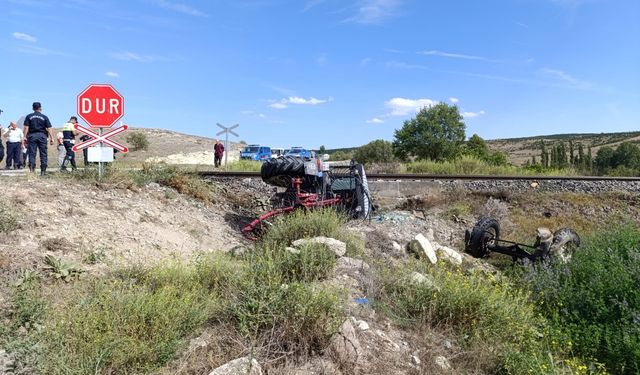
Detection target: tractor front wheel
<box><xmin>467</xmin><ymin>217</ymin><xmax>500</xmax><ymax>258</ymax></box>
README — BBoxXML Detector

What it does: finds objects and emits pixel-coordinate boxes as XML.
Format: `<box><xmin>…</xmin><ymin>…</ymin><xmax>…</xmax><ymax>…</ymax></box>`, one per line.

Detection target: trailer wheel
<box><xmin>467</xmin><ymin>217</ymin><xmax>500</xmax><ymax>258</ymax></box>
<box><xmin>550</xmin><ymin>228</ymin><xmax>580</xmax><ymax>262</ymax></box>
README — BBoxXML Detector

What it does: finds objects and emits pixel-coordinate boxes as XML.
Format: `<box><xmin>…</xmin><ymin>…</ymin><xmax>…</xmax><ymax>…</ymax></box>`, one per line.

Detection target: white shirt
<box><xmin>3</xmin><ymin>127</ymin><xmax>24</xmax><ymax>143</ymax></box>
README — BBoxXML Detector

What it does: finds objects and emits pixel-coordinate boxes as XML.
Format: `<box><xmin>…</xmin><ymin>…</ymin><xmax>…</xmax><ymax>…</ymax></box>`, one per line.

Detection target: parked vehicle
<box><xmin>285</xmin><ymin>147</ymin><xmax>312</xmax><ymax>159</ymax></box>
<box><xmin>240</xmin><ymin>145</ymin><xmax>272</xmax><ymax>161</ymax></box>
<box><xmin>271</xmin><ymin>148</ymin><xmax>285</xmax><ymax>158</ymax></box>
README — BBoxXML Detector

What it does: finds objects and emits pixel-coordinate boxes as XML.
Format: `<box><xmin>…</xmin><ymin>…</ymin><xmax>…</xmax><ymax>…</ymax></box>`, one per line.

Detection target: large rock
<box><xmin>410</xmin><ymin>272</ymin><xmax>440</xmax><ymax>291</ymax></box>
<box><xmin>408</xmin><ymin>234</ymin><xmax>437</xmax><ymax>264</ymax></box>
<box><xmin>436</xmin><ymin>245</ymin><xmax>463</xmax><ymax>265</ymax></box>
<box><xmin>292</xmin><ymin>236</ymin><xmax>346</xmax><ymax>257</ymax></box>
<box><xmin>209</xmin><ymin>356</ymin><xmax>262</xmax><ymax>375</ymax></box>
<box><xmin>330</xmin><ymin>319</ymin><xmax>362</xmax><ymax>368</ymax></box>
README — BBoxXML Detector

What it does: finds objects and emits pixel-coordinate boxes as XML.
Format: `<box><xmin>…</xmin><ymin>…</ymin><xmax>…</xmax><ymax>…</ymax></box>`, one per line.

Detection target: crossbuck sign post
<box><xmin>216</xmin><ymin>123</ymin><xmax>239</xmax><ymax>171</ymax></box>
<box><xmin>73</xmin><ymin>84</ymin><xmax>128</xmax><ymax>179</ymax></box>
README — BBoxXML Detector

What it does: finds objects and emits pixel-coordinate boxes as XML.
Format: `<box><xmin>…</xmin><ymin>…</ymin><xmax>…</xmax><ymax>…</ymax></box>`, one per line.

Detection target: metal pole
<box><xmin>98</xmin><ymin>128</ymin><xmax>103</xmax><ymax>180</ymax></box>
<box><xmin>224</xmin><ymin>131</ymin><xmax>229</xmax><ymax>171</ymax></box>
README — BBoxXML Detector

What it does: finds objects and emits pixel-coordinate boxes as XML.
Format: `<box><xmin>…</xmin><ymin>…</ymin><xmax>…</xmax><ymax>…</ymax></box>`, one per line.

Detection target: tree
<box><xmin>392</xmin><ymin>102</ymin><xmax>466</xmax><ymax>161</ymax></box>
<box><xmin>126</xmin><ymin>132</ymin><xmax>149</xmax><ymax>151</ymax></box>
<box><xmin>318</xmin><ymin>145</ymin><xmax>326</xmax><ymax>154</ymax></box>
<box><xmin>466</xmin><ymin>134</ymin><xmax>490</xmax><ymax>159</ymax></box>
<box><xmin>594</xmin><ymin>146</ymin><xmax>615</xmax><ymax>173</ymax></box>
<box><xmin>612</xmin><ymin>142</ymin><xmax>640</xmax><ymax>170</ymax></box>
<box><xmin>353</xmin><ymin>139</ymin><xmax>395</xmax><ymax>165</ymax></box>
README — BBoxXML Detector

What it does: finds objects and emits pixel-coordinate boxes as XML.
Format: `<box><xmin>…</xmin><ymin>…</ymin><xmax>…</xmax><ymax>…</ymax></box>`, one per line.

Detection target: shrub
<box><xmin>526</xmin><ymin>225</ymin><xmax>640</xmax><ymax>374</ymax></box>
<box><xmin>375</xmin><ymin>261</ymin><xmax>547</xmax><ymax>371</ymax></box>
<box><xmin>260</xmin><ymin>209</ymin><xmax>364</xmax><ymax>256</ymax></box>
<box><xmin>126</xmin><ymin>132</ymin><xmax>150</xmax><ymax>151</ymax></box>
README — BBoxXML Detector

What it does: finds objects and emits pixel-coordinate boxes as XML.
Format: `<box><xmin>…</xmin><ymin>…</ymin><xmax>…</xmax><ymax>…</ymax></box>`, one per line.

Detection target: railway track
<box><xmin>195</xmin><ymin>170</ymin><xmax>640</xmax><ymax>181</ymax></box>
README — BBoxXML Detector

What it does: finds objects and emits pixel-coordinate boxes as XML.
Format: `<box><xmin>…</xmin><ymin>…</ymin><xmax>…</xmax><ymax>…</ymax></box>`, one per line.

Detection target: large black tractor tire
<box><xmin>467</xmin><ymin>217</ymin><xmax>500</xmax><ymax>258</ymax></box>
<box><xmin>261</xmin><ymin>156</ymin><xmax>306</xmax><ymax>187</ymax></box>
<box><xmin>550</xmin><ymin>228</ymin><xmax>581</xmax><ymax>261</ymax></box>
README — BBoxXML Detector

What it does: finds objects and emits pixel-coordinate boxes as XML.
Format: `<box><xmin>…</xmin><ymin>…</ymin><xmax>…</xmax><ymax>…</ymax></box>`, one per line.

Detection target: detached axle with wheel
<box><xmin>464</xmin><ymin>217</ymin><xmax>580</xmax><ymax>262</ymax></box>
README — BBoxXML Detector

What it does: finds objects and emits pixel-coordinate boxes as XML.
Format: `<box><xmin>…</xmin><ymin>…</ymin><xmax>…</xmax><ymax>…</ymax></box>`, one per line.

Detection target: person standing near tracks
<box><xmin>60</xmin><ymin>116</ymin><xmax>78</xmax><ymax>171</ymax></box>
<box><xmin>23</xmin><ymin>102</ymin><xmax>54</xmax><ymax>175</ymax></box>
<box><xmin>3</xmin><ymin>121</ymin><xmax>24</xmax><ymax>169</ymax></box>
<box><xmin>214</xmin><ymin>139</ymin><xmax>224</xmax><ymax>168</ymax></box>
<box><xmin>56</xmin><ymin>130</ymin><xmax>65</xmax><ymax>168</ymax></box>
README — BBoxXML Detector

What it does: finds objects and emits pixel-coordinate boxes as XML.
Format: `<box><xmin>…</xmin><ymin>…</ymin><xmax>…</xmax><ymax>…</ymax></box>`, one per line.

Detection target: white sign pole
<box><xmin>216</xmin><ymin>123</ymin><xmax>240</xmax><ymax>172</ymax></box>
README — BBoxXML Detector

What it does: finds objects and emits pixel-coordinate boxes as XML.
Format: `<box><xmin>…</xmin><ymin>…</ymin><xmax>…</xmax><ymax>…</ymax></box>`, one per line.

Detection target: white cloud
<box><xmin>418</xmin><ymin>50</ymin><xmax>491</xmax><ymax>61</ymax></box>
<box><xmin>16</xmin><ymin>45</ymin><xmax>65</xmax><ymax>56</ymax></box>
<box><xmin>385</xmin><ymin>97</ymin><xmax>437</xmax><ymax>116</ymax></box>
<box><xmin>360</xmin><ymin>57</ymin><xmax>372</xmax><ymax>66</ymax></box>
<box><xmin>270</xmin><ymin>96</ymin><xmax>332</xmax><ymax>109</ymax></box>
<box><xmin>346</xmin><ymin>0</ymin><xmax>402</xmax><ymax>25</ymax></box>
<box><xmin>109</xmin><ymin>51</ymin><xmax>156</xmax><ymax>62</ymax></box>
<box><xmin>449</xmin><ymin>97</ymin><xmax>459</xmax><ymax>103</ymax></box>
<box><xmin>302</xmin><ymin>0</ymin><xmax>326</xmax><ymax>12</ymax></box>
<box><xmin>105</xmin><ymin>71</ymin><xmax>120</xmax><ymax>77</ymax></box>
<box><xmin>270</xmin><ymin>102</ymin><xmax>288</xmax><ymax>109</ymax></box>
<box><xmin>462</xmin><ymin>110</ymin><xmax>486</xmax><ymax>118</ymax></box>
<box><xmin>12</xmin><ymin>32</ymin><xmax>37</xmax><ymax>42</ymax></box>
<box><xmin>149</xmin><ymin>0</ymin><xmax>207</xmax><ymax>17</ymax></box>
<box><xmin>539</xmin><ymin>68</ymin><xmax>593</xmax><ymax>89</ymax></box>
<box><xmin>366</xmin><ymin>117</ymin><xmax>384</xmax><ymax>124</ymax></box>
<box><xmin>386</xmin><ymin>61</ymin><xmax>428</xmax><ymax>70</ymax></box>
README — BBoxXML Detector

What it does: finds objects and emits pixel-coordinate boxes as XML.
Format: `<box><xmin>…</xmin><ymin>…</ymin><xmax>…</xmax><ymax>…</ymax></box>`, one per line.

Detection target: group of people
<box><xmin>1</xmin><ymin>102</ymin><xmax>82</xmax><ymax>175</ymax></box>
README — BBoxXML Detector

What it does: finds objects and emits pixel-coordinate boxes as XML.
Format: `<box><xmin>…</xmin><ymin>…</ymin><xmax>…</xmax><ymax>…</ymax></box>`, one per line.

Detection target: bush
<box><xmin>40</xmin><ymin>263</ymin><xmax>219</xmax><ymax>374</ymax></box>
<box><xmin>260</xmin><ymin>209</ymin><xmax>363</xmax><ymax>256</ymax></box>
<box><xmin>525</xmin><ymin>225</ymin><xmax>640</xmax><ymax>374</ymax></box>
<box><xmin>404</xmin><ymin>156</ymin><xmax>577</xmax><ymax>176</ymax></box>
<box><xmin>126</xmin><ymin>132</ymin><xmax>149</xmax><ymax>151</ymax></box>
<box><xmin>375</xmin><ymin>261</ymin><xmax>550</xmax><ymax>372</ymax></box>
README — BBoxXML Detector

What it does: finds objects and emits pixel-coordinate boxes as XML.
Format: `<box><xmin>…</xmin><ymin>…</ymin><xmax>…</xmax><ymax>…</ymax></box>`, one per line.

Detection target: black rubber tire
<box><xmin>551</xmin><ymin>228</ymin><xmax>581</xmax><ymax>253</ymax></box>
<box><xmin>261</xmin><ymin>156</ymin><xmax>306</xmax><ymax>187</ymax></box>
<box><xmin>467</xmin><ymin>217</ymin><xmax>500</xmax><ymax>258</ymax></box>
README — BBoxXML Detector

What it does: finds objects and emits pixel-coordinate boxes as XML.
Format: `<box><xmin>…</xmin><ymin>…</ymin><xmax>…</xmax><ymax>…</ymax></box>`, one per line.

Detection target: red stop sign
<box><xmin>77</xmin><ymin>84</ymin><xmax>124</xmax><ymax>128</ymax></box>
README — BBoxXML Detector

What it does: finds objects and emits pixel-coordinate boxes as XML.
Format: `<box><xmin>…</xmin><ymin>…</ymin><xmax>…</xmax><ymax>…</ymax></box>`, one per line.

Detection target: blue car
<box><xmin>240</xmin><ymin>145</ymin><xmax>272</xmax><ymax>161</ymax></box>
<box><xmin>285</xmin><ymin>147</ymin><xmax>312</xmax><ymax>159</ymax></box>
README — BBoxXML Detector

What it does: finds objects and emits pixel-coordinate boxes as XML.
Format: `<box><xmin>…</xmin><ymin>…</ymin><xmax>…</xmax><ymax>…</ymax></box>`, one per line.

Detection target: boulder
<box><xmin>410</xmin><ymin>272</ymin><xmax>439</xmax><ymax>291</ymax></box>
<box><xmin>292</xmin><ymin>236</ymin><xmax>346</xmax><ymax>257</ymax></box>
<box><xmin>408</xmin><ymin>234</ymin><xmax>437</xmax><ymax>264</ymax></box>
<box><xmin>436</xmin><ymin>245</ymin><xmax>463</xmax><ymax>265</ymax></box>
<box><xmin>209</xmin><ymin>356</ymin><xmax>262</xmax><ymax>375</ymax></box>
<box><xmin>330</xmin><ymin>319</ymin><xmax>362</xmax><ymax>367</ymax></box>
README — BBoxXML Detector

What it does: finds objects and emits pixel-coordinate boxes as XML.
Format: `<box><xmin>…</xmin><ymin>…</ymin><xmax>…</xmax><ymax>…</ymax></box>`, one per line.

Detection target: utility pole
<box><xmin>216</xmin><ymin>123</ymin><xmax>239</xmax><ymax>171</ymax></box>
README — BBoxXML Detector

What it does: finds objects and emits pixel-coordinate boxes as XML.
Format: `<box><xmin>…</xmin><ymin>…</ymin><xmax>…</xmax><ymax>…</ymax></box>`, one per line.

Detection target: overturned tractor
<box><xmin>242</xmin><ymin>156</ymin><xmax>373</xmax><ymax>239</ymax></box>
<box><xmin>465</xmin><ymin>217</ymin><xmax>581</xmax><ymax>262</ymax></box>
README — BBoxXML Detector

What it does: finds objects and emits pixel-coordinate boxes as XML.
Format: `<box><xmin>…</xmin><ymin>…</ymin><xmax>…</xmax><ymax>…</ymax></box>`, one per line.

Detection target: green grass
<box><xmin>226</xmin><ymin>159</ymin><xmax>263</xmax><ymax>172</ymax></box>
<box><xmin>403</xmin><ymin>156</ymin><xmax>579</xmax><ymax>176</ymax></box>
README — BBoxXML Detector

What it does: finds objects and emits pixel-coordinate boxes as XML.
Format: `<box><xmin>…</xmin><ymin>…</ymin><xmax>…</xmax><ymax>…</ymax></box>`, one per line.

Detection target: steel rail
<box><xmin>194</xmin><ymin>170</ymin><xmax>640</xmax><ymax>181</ymax></box>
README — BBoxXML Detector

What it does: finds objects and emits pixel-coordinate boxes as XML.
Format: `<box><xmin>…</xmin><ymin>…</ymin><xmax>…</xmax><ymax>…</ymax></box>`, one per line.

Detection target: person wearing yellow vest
<box><xmin>60</xmin><ymin>116</ymin><xmax>78</xmax><ymax>171</ymax></box>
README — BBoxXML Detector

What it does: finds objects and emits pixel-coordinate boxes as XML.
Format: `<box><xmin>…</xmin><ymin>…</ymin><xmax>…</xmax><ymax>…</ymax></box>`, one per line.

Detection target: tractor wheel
<box><xmin>261</xmin><ymin>156</ymin><xmax>306</xmax><ymax>187</ymax></box>
<box><xmin>467</xmin><ymin>217</ymin><xmax>500</xmax><ymax>258</ymax></box>
<box><xmin>550</xmin><ymin>228</ymin><xmax>580</xmax><ymax>262</ymax></box>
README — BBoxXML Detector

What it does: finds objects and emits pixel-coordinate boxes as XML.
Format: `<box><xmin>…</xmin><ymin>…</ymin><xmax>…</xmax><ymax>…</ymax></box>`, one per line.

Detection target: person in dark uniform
<box><xmin>60</xmin><ymin>116</ymin><xmax>78</xmax><ymax>171</ymax></box>
<box><xmin>79</xmin><ymin>134</ymin><xmax>92</xmax><ymax>166</ymax></box>
<box><xmin>23</xmin><ymin>102</ymin><xmax>54</xmax><ymax>175</ymax></box>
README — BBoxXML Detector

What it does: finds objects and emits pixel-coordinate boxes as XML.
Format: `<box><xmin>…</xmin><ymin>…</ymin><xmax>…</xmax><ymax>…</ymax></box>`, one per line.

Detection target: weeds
<box><xmin>404</xmin><ymin>155</ymin><xmax>579</xmax><ymax>176</ymax></box>
<box><xmin>524</xmin><ymin>225</ymin><xmax>640</xmax><ymax>374</ymax></box>
<box><xmin>43</xmin><ymin>255</ymin><xmax>83</xmax><ymax>282</ymax></box>
<box><xmin>227</xmin><ymin>160</ymin><xmax>263</xmax><ymax>172</ymax></box>
<box><xmin>0</xmin><ymin>200</ymin><xmax>18</xmax><ymax>233</ymax></box>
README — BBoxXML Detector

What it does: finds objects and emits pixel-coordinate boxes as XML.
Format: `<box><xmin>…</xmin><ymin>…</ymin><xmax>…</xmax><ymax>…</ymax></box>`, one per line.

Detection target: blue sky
<box><xmin>1</xmin><ymin>0</ymin><xmax>638</xmax><ymax>149</ymax></box>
